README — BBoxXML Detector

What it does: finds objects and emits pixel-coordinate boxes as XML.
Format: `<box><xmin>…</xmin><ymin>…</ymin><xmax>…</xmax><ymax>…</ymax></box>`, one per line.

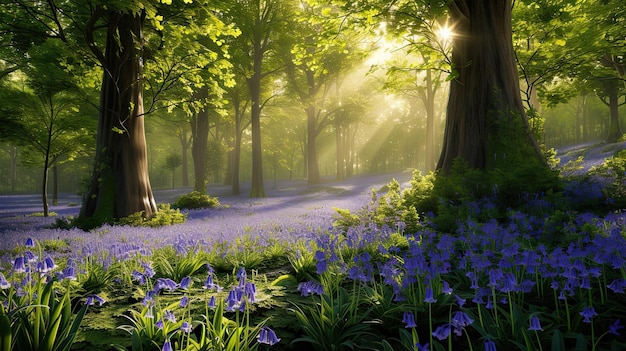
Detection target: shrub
<box><xmin>171</xmin><ymin>191</ymin><xmax>220</xmax><ymax>210</ymax></box>
<box><xmin>116</xmin><ymin>204</ymin><xmax>187</xmax><ymax>227</ymax></box>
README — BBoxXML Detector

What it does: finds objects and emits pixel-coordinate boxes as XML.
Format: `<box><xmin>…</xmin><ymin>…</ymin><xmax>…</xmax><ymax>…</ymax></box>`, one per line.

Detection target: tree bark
<box><xmin>248</xmin><ymin>39</ymin><xmax>265</xmax><ymax>197</ymax></box>
<box><xmin>437</xmin><ymin>0</ymin><xmax>544</xmax><ymax>172</ymax></box>
<box><xmin>81</xmin><ymin>11</ymin><xmax>157</xmax><ymax>224</ymax></box>
<box><xmin>603</xmin><ymin>79</ymin><xmax>623</xmax><ymax>143</ymax></box>
<box><xmin>191</xmin><ymin>86</ymin><xmax>210</xmax><ymax>193</ymax></box>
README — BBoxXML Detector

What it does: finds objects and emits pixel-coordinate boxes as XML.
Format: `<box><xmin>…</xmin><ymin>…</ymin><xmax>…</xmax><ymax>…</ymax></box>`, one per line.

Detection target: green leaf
<box><xmin>551</xmin><ymin>329</ymin><xmax>566</xmax><ymax>351</ymax></box>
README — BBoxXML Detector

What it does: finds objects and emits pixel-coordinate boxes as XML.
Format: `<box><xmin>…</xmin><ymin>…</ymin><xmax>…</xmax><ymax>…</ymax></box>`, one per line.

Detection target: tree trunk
<box><xmin>191</xmin><ymin>87</ymin><xmax>210</xmax><ymax>194</ymax></box>
<box><xmin>177</xmin><ymin>126</ymin><xmax>190</xmax><ymax>187</ymax></box>
<box><xmin>424</xmin><ymin>69</ymin><xmax>436</xmax><ymax>172</ymax></box>
<box><xmin>335</xmin><ymin>120</ymin><xmax>345</xmax><ymax>181</ymax></box>
<box><xmin>81</xmin><ymin>11</ymin><xmax>157</xmax><ymax>224</ymax></box>
<box><xmin>9</xmin><ymin>146</ymin><xmax>17</xmax><ymax>192</ymax></box>
<box><xmin>604</xmin><ymin>80</ymin><xmax>623</xmax><ymax>143</ymax></box>
<box><xmin>248</xmin><ymin>41</ymin><xmax>265</xmax><ymax>198</ymax></box>
<box><xmin>437</xmin><ymin>0</ymin><xmax>544</xmax><ymax>172</ymax></box>
<box><xmin>52</xmin><ymin>165</ymin><xmax>58</xmax><ymax>206</ymax></box>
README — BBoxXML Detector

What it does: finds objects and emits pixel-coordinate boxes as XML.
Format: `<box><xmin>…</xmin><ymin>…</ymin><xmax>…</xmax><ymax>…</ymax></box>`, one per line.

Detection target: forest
<box><xmin>1</xmin><ymin>0</ymin><xmax>626</xmax><ymax>350</ymax></box>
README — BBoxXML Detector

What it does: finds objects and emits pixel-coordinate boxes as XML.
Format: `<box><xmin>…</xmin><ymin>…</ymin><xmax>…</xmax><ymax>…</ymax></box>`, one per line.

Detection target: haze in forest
<box><xmin>0</xmin><ymin>0</ymin><xmax>624</xmax><ymax>224</ymax></box>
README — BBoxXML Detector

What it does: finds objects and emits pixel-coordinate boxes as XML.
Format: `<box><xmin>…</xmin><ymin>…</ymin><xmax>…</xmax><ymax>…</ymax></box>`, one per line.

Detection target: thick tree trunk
<box><xmin>81</xmin><ymin>12</ymin><xmax>157</xmax><ymax>224</ymax></box>
<box><xmin>604</xmin><ymin>80</ymin><xmax>623</xmax><ymax>143</ymax></box>
<box><xmin>437</xmin><ymin>0</ymin><xmax>543</xmax><ymax>172</ymax></box>
<box><xmin>191</xmin><ymin>87</ymin><xmax>210</xmax><ymax>193</ymax></box>
<box><xmin>177</xmin><ymin>126</ymin><xmax>190</xmax><ymax>187</ymax></box>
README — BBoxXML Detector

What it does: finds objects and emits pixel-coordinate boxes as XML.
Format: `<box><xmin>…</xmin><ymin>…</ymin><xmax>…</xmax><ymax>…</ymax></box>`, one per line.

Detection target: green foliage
<box><xmin>589</xmin><ymin>148</ymin><xmax>626</xmax><ymax>208</ymax></box>
<box><xmin>171</xmin><ymin>191</ymin><xmax>220</xmax><ymax>210</ymax></box>
<box><xmin>333</xmin><ymin>176</ymin><xmax>423</xmax><ymax>235</ymax></box>
<box><xmin>117</xmin><ymin>204</ymin><xmax>187</xmax><ymax>227</ymax></box>
<box><xmin>0</xmin><ymin>279</ymin><xmax>89</xmax><ymax>351</ymax></box>
<box><xmin>153</xmin><ymin>246</ymin><xmax>207</xmax><ymax>282</ymax></box>
<box><xmin>290</xmin><ymin>273</ymin><xmax>381</xmax><ymax>351</ymax></box>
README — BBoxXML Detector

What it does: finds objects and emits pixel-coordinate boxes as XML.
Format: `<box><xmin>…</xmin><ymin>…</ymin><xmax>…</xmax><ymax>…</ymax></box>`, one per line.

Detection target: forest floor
<box><xmin>0</xmin><ymin>139</ymin><xmax>624</xmax><ymax>250</ymax></box>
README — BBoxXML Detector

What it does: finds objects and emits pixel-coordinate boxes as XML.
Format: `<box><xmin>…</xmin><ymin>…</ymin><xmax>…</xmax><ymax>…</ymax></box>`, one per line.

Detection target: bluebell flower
<box><xmin>143</xmin><ymin>290</ymin><xmax>157</xmax><ymax>306</ymax></box>
<box><xmin>484</xmin><ymin>339</ymin><xmax>497</xmax><ymax>351</ymax></box>
<box><xmin>609</xmin><ymin>319</ymin><xmax>624</xmax><ymax>336</ymax></box>
<box><xmin>442</xmin><ymin>281</ymin><xmax>453</xmax><ymax>295</ymax></box>
<box><xmin>580</xmin><ymin>306</ymin><xmax>597</xmax><ymax>323</ymax></box>
<box><xmin>432</xmin><ymin>324</ymin><xmax>451</xmax><ymax>340</ymax></box>
<box><xmin>24</xmin><ymin>251</ymin><xmax>36</xmax><ymax>262</ymax></box>
<box><xmin>0</xmin><ymin>273</ymin><xmax>10</xmax><ymax>289</ymax></box>
<box><xmin>85</xmin><ymin>294</ymin><xmax>106</xmax><ymax>306</ymax></box>
<box><xmin>142</xmin><ymin>262</ymin><xmax>155</xmax><ymax>278</ymax></box>
<box><xmin>402</xmin><ymin>311</ymin><xmax>417</xmax><ymax>328</ymax></box>
<box><xmin>455</xmin><ymin>294</ymin><xmax>466</xmax><ymax>307</ymax></box>
<box><xmin>451</xmin><ymin>311</ymin><xmax>473</xmax><ymax>336</ymax></box>
<box><xmin>155</xmin><ymin>319</ymin><xmax>164</xmax><ymax>329</ymax></box>
<box><xmin>162</xmin><ymin>340</ymin><xmax>173</xmax><ymax>351</ymax></box>
<box><xmin>415</xmin><ymin>343</ymin><xmax>429</xmax><ymax>351</ymax></box>
<box><xmin>132</xmin><ymin>270</ymin><xmax>146</xmax><ymax>285</ymax></box>
<box><xmin>203</xmin><ymin>274</ymin><xmax>220</xmax><ymax>291</ymax></box>
<box><xmin>236</xmin><ymin>267</ymin><xmax>247</xmax><ymax>286</ymax></box>
<box><xmin>424</xmin><ymin>286</ymin><xmax>437</xmax><ymax>303</ymax></box>
<box><xmin>528</xmin><ymin>316</ymin><xmax>542</xmax><ymax>331</ymax></box>
<box><xmin>180</xmin><ymin>321</ymin><xmax>192</xmax><ymax>333</ymax></box>
<box><xmin>607</xmin><ymin>278</ymin><xmax>625</xmax><ymax>293</ymax></box>
<box><xmin>25</xmin><ymin>238</ymin><xmax>35</xmax><ymax>247</ymax></box>
<box><xmin>13</xmin><ymin>256</ymin><xmax>26</xmax><ymax>273</ymax></box>
<box><xmin>179</xmin><ymin>276</ymin><xmax>191</xmax><ymax>290</ymax></box>
<box><xmin>298</xmin><ymin>281</ymin><xmax>324</xmax><ymax>297</ymax></box>
<box><xmin>208</xmin><ymin>296</ymin><xmax>216</xmax><ymax>308</ymax></box>
<box><xmin>180</xmin><ymin>295</ymin><xmax>188</xmax><ymax>307</ymax></box>
<box><xmin>155</xmin><ymin>278</ymin><xmax>177</xmax><ymax>292</ymax></box>
<box><xmin>245</xmin><ymin>282</ymin><xmax>256</xmax><ymax>301</ymax></box>
<box><xmin>257</xmin><ymin>326</ymin><xmax>281</xmax><ymax>345</ymax></box>
<box><xmin>164</xmin><ymin>310</ymin><xmax>176</xmax><ymax>323</ymax></box>
<box><xmin>62</xmin><ymin>266</ymin><xmax>76</xmax><ymax>280</ymax></box>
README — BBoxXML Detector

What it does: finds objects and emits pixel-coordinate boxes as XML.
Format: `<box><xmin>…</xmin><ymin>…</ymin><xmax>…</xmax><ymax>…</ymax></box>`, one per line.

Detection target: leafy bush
<box><xmin>117</xmin><ymin>204</ymin><xmax>187</xmax><ymax>227</ymax></box>
<box><xmin>171</xmin><ymin>191</ymin><xmax>220</xmax><ymax>210</ymax></box>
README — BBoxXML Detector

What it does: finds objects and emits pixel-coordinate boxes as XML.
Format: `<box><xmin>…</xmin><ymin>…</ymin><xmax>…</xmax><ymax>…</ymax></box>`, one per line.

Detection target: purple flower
<box><xmin>580</xmin><ymin>307</ymin><xmax>597</xmax><ymax>323</ymax></box>
<box><xmin>208</xmin><ymin>296</ymin><xmax>216</xmax><ymax>308</ymax></box>
<box><xmin>298</xmin><ymin>281</ymin><xmax>324</xmax><ymax>297</ymax></box>
<box><xmin>609</xmin><ymin>319</ymin><xmax>623</xmax><ymax>336</ymax></box>
<box><xmin>402</xmin><ymin>311</ymin><xmax>417</xmax><ymax>328</ymax></box>
<box><xmin>13</xmin><ymin>256</ymin><xmax>26</xmax><ymax>273</ymax></box>
<box><xmin>155</xmin><ymin>319</ymin><xmax>164</xmax><ymax>329</ymax></box>
<box><xmin>0</xmin><ymin>273</ymin><xmax>10</xmax><ymax>289</ymax></box>
<box><xmin>132</xmin><ymin>270</ymin><xmax>146</xmax><ymax>285</ymax></box>
<box><xmin>142</xmin><ymin>262</ymin><xmax>155</xmax><ymax>278</ymax></box>
<box><xmin>24</xmin><ymin>251</ymin><xmax>36</xmax><ymax>262</ymax></box>
<box><xmin>432</xmin><ymin>324</ymin><xmax>451</xmax><ymax>340</ymax></box>
<box><xmin>607</xmin><ymin>279</ymin><xmax>625</xmax><ymax>293</ymax></box>
<box><xmin>455</xmin><ymin>294</ymin><xmax>466</xmax><ymax>308</ymax></box>
<box><xmin>155</xmin><ymin>278</ymin><xmax>177</xmax><ymax>292</ymax></box>
<box><xmin>203</xmin><ymin>274</ymin><xmax>222</xmax><ymax>291</ymax></box>
<box><xmin>442</xmin><ymin>281</ymin><xmax>453</xmax><ymax>295</ymax></box>
<box><xmin>164</xmin><ymin>310</ymin><xmax>176</xmax><ymax>323</ymax></box>
<box><xmin>416</xmin><ymin>343</ymin><xmax>430</xmax><ymax>351</ymax></box>
<box><xmin>179</xmin><ymin>276</ymin><xmax>191</xmax><ymax>290</ymax></box>
<box><xmin>451</xmin><ymin>311</ymin><xmax>473</xmax><ymax>336</ymax></box>
<box><xmin>25</xmin><ymin>238</ymin><xmax>35</xmax><ymax>247</ymax></box>
<box><xmin>180</xmin><ymin>295</ymin><xmax>189</xmax><ymax>307</ymax></box>
<box><xmin>85</xmin><ymin>294</ymin><xmax>106</xmax><ymax>306</ymax></box>
<box><xmin>236</xmin><ymin>267</ymin><xmax>247</xmax><ymax>286</ymax></box>
<box><xmin>528</xmin><ymin>316</ymin><xmax>542</xmax><ymax>331</ymax></box>
<box><xmin>484</xmin><ymin>339</ymin><xmax>497</xmax><ymax>351</ymax></box>
<box><xmin>424</xmin><ymin>286</ymin><xmax>437</xmax><ymax>303</ymax></box>
<box><xmin>245</xmin><ymin>282</ymin><xmax>256</xmax><ymax>301</ymax></box>
<box><xmin>257</xmin><ymin>326</ymin><xmax>281</xmax><ymax>345</ymax></box>
<box><xmin>162</xmin><ymin>341</ymin><xmax>173</xmax><ymax>351</ymax></box>
<box><xmin>180</xmin><ymin>321</ymin><xmax>192</xmax><ymax>333</ymax></box>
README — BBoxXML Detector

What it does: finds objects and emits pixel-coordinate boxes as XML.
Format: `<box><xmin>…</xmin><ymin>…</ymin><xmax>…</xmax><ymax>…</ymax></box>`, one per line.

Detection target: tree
<box><xmin>165</xmin><ymin>153</ymin><xmax>182</xmax><ymax>189</ymax></box>
<box><xmin>224</xmin><ymin>0</ymin><xmax>290</xmax><ymax>197</ymax></box>
<box><xmin>283</xmin><ymin>2</ymin><xmax>370</xmax><ymax>184</ymax></box>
